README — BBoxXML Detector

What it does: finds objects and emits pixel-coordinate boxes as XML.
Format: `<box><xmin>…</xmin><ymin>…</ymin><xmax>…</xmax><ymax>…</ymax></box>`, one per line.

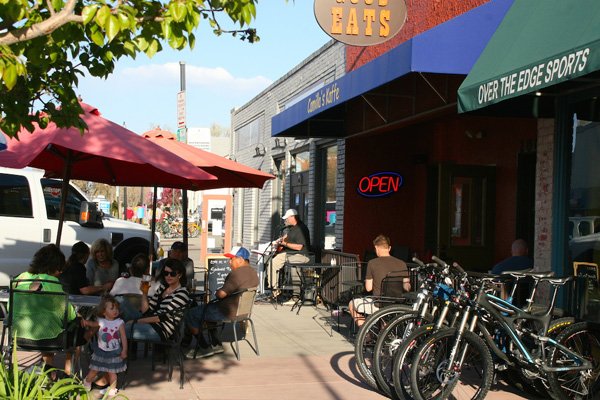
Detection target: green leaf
<box><xmin>123</xmin><ymin>41</ymin><xmax>136</xmax><ymax>57</ymax></box>
<box><xmin>146</xmin><ymin>38</ymin><xmax>159</xmax><ymax>57</ymax></box>
<box><xmin>105</xmin><ymin>15</ymin><xmax>120</xmax><ymax>42</ymax></box>
<box><xmin>170</xmin><ymin>1</ymin><xmax>187</xmax><ymax>22</ymax></box>
<box><xmin>3</xmin><ymin>64</ymin><xmax>17</xmax><ymax>90</ymax></box>
<box><xmin>135</xmin><ymin>37</ymin><xmax>149</xmax><ymax>52</ymax></box>
<box><xmin>161</xmin><ymin>21</ymin><xmax>172</xmax><ymax>39</ymax></box>
<box><xmin>96</xmin><ymin>5</ymin><xmax>111</xmax><ymax>27</ymax></box>
<box><xmin>82</xmin><ymin>5</ymin><xmax>98</xmax><ymax>25</ymax></box>
<box><xmin>90</xmin><ymin>28</ymin><xmax>104</xmax><ymax>46</ymax></box>
<box><xmin>118</xmin><ymin>12</ymin><xmax>130</xmax><ymax>30</ymax></box>
<box><xmin>241</xmin><ymin>6</ymin><xmax>251</xmax><ymax>26</ymax></box>
<box><xmin>189</xmin><ymin>33</ymin><xmax>195</xmax><ymax>50</ymax></box>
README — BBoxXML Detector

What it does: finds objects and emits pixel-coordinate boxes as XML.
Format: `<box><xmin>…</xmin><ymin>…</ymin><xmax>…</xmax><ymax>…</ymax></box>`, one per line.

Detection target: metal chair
<box><xmin>1</xmin><ymin>278</ymin><xmax>80</xmax><ymax>374</ymax></box>
<box><xmin>191</xmin><ymin>287</ymin><xmax>259</xmax><ymax>361</ymax></box>
<box><xmin>123</xmin><ymin>300</ymin><xmax>192</xmax><ymax>389</ymax></box>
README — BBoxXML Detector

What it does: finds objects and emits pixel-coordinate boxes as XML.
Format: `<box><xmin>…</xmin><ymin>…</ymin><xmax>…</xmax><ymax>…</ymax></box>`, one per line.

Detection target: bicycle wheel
<box><xmin>502</xmin><ymin>316</ymin><xmax>576</xmax><ymax>399</ymax></box>
<box><xmin>548</xmin><ymin>321</ymin><xmax>600</xmax><ymax>400</ymax></box>
<box><xmin>410</xmin><ymin>329</ymin><xmax>493</xmax><ymax>400</ymax></box>
<box><xmin>392</xmin><ymin>324</ymin><xmax>438</xmax><ymax>400</ymax></box>
<box><xmin>373</xmin><ymin>312</ymin><xmax>433</xmax><ymax>398</ymax></box>
<box><xmin>188</xmin><ymin>224</ymin><xmax>199</xmax><ymax>238</ymax></box>
<box><xmin>355</xmin><ymin>304</ymin><xmax>413</xmax><ymax>390</ymax></box>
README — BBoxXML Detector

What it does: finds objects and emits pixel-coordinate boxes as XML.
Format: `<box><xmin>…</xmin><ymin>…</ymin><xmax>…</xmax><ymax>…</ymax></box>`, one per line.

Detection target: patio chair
<box><xmin>191</xmin><ymin>287</ymin><xmax>259</xmax><ymax>361</ymax></box>
<box><xmin>0</xmin><ymin>278</ymin><xmax>80</xmax><ymax>374</ymax></box>
<box><xmin>123</xmin><ymin>300</ymin><xmax>192</xmax><ymax>389</ymax></box>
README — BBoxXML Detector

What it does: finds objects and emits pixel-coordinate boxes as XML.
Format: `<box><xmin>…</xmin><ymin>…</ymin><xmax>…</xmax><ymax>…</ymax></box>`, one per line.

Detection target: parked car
<box><xmin>0</xmin><ymin>167</ymin><xmax>159</xmax><ymax>287</ymax></box>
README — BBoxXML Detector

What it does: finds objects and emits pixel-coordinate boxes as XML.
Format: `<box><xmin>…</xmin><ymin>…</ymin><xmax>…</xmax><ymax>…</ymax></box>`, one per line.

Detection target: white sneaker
<box><xmin>211</xmin><ymin>344</ymin><xmax>224</xmax><ymax>354</ymax></box>
<box><xmin>83</xmin><ymin>379</ymin><xmax>92</xmax><ymax>391</ymax></box>
<box><xmin>99</xmin><ymin>387</ymin><xmax>118</xmax><ymax>396</ymax></box>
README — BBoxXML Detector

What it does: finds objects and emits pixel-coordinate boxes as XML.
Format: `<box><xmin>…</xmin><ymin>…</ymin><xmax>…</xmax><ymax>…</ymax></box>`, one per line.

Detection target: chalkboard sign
<box><xmin>574</xmin><ymin>262</ymin><xmax>599</xmax><ymax>292</ymax></box>
<box><xmin>205</xmin><ymin>257</ymin><xmax>231</xmax><ymax>301</ymax></box>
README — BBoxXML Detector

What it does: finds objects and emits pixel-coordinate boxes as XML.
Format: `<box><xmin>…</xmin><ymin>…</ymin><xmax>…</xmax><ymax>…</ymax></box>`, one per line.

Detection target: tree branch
<box><xmin>0</xmin><ymin>0</ymin><xmax>80</xmax><ymax>46</ymax></box>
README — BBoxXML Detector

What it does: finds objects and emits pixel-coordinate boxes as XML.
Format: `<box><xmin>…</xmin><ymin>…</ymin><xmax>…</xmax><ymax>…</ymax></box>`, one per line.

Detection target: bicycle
<box><xmin>187</xmin><ymin>222</ymin><xmax>200</xmax><ymax>238</ymax></box>
<box><xmin>409</xmin><ymin>272</ymin><xmax>600</xmax><ymax>400</ymax></box>
<box><xmin>354</xmin><ymin>258</ymin><xmax>454</xmax><ymax>391</ymax></box>
<box><xmin>157</xmin><ymin>219</ymin><xmax>172</xmax><ymax>238</ymax></box>
<box><xmin>372</xmin><ymin>257</ymin><xmax>465</xmax><ymax>398</ymax></box>
<box><xmin>389</xmin><ymin>267</ymin><xmax>575</xmax><ymax>400</ymax></box>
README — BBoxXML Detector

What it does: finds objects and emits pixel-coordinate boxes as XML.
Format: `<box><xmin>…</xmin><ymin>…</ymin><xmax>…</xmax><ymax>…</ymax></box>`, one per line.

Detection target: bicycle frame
<box><xmin>452</xmin><ymin>276</ymin><xmax>592</xmax><ymax>374</ymax></box>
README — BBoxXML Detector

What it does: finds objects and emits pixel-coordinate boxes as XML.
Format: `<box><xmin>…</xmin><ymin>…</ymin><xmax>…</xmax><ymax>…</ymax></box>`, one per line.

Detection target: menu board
<box><xmin>205</xmin><ymin>256</ymin><xmax>231</xmax><ymax>301</ymax></box>
<box><xmin>574</xmin><ymin>262</ymin><xmax>599</xmax><ymax>292</ymax></box>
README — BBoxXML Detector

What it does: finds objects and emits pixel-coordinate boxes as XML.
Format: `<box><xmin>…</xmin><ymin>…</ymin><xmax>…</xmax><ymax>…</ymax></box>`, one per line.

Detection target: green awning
<box><xmin>458</xmin><ymin>0</ymin><xmax>600</xmax><ymax>114</ymax></box>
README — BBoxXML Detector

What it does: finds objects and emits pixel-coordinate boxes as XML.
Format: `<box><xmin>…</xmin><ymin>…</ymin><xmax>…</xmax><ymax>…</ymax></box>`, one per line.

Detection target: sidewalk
<box><xmin>18</xmin><ymin>302</ymin><xmax>531</xmax><ymax>400</ymax></box>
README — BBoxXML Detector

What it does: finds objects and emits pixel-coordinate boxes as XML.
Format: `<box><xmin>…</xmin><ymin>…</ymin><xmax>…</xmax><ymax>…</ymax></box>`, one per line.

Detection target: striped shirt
<box><xmin>146</xmin><ymin>285</ymin><xmax>189</xmax><ymax>341</ymax></box>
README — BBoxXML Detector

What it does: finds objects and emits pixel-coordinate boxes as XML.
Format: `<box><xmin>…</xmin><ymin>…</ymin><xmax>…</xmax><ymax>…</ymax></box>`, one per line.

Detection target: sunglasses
<box><xmin>162</xmin><ymin>270</ymin><xmax>179</xmax><ymax>277</ymax></box>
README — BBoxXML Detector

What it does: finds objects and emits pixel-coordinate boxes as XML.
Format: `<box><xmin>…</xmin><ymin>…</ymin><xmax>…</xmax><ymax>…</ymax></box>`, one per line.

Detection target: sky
<box><xmin>76</xmin><ymin>1</ymin><xmax>331</xmax><ymax>136</ymax></box>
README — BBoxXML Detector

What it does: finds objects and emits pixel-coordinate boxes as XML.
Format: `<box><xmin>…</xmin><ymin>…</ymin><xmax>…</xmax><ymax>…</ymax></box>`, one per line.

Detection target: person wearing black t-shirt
<box><xmin>60</xmin><ymin>241</ymin><xmax>91</xmax><ymax>295</ymax></box>
<box><xmin>269</xmin><ymin>209</ymin><xmax>311</xmax><ymax>295</ymax></box>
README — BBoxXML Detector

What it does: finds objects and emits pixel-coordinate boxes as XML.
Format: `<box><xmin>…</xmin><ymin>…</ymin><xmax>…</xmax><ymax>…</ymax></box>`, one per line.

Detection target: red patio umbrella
<box><xmin>0</xmin><ymin>102</ymin><xmax>217</xmax><ymax>246</ymax></box>
<box><xmin>142</xmin><ymin>128</ymin><xmax>274</xmax><ymax>248</ymax></box>
<box><xmin>142</xmin><ymin>128</ymin><xmax>275</xmax><ymax>189</ymax></box>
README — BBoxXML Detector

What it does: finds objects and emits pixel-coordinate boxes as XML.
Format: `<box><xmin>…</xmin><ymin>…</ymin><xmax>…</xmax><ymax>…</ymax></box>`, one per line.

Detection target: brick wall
<box><xmin>534</xmin><ymin>118</ymin><xmax>555</xmax><ymax>302</ymax></box>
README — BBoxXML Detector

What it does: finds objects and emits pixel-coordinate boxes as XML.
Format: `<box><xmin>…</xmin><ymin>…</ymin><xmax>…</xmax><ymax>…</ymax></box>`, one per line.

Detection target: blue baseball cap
<box><xmin>225</xmin><ymin>246</ymin><xmax>250</xmax><ymax>260</ymax></box>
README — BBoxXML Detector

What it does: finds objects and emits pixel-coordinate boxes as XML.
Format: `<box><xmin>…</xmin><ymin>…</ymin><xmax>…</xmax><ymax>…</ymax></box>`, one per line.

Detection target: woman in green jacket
<box><xmin>12</xmin><ymin>244</ymin><xmax>84</xmax><ymax>376</ymax></box>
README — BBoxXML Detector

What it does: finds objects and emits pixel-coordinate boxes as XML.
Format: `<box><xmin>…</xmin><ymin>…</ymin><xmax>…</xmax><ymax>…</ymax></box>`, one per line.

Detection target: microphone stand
<box><xmin>262</xmin><ymin>223</ymin><xmax>287</xmax><ymax>306</ymax></box>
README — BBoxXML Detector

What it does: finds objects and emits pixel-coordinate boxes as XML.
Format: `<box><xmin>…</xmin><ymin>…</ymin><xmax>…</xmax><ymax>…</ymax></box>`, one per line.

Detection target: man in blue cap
<box><xmin>183</xmin><ymin>246</ymin><xmax>258</xmax><ymax>358</ymax></box>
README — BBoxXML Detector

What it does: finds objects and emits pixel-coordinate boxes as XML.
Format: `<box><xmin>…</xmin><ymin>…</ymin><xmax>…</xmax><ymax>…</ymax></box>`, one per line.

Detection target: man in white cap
<box><xmin>183</xmin><ymin>246</ymin><xmax>258</xmax><ymax>358</ymax></box>
<box><xmin>269</xmin><ymin>209</ymin><xmax>311</xmax><ymax>296</ymax></box>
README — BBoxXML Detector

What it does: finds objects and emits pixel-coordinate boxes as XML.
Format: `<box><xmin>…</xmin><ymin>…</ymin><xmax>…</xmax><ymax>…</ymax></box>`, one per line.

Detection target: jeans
<box><xmin>116</xmin><ymin>296</ymin><xmax>142</xmax><ymax>322</ymax></box>
<box><xmin>184</xmin><ymin>303</ymin><xmax>226</xmax><ymax>329</ymax></box>
<box><xmin>124</xmin><ymin>322</ymin><xmax>161</xmax><ymax>342</ymax></box>
<box><xmin>117</xmin><ymin>296</ymin><xmax>162</xmax><ymax>341</ymax></box>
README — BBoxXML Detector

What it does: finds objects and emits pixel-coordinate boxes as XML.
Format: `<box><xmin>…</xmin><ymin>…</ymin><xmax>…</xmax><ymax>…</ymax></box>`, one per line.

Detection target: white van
<box><xmin>0</xmin><ymin>167</ymin><xmax>159</xmax><ymax>287</ymax></box>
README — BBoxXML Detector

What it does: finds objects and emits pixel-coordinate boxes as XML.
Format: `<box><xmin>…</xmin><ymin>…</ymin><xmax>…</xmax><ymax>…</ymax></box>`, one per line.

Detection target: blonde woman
<box><xmin>85</xmin><ymin>238</ymin><xmax>119</xmax><ymax>295</ymax></box>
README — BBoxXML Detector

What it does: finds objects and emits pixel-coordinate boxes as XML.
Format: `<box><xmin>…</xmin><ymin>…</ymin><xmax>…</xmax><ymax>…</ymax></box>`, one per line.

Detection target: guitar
<box><xmin>271</xmin><ymin>237</ymin><xmax>285</xmax><ymax>255</ymax></box>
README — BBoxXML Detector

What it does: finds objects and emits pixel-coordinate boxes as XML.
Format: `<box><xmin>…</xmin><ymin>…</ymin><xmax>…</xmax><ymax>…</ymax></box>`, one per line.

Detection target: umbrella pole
<box><xmin>183</xmin><ymin>189</ymin><xmax>188</xmax><ymax>248</ymax></box>
<box><xmin>56</xmin><ymin>150</ymin><xmax>74</xmax><ymax>248</ymax></box>
<box><xmin>149</xmin><ymin>185</ymin><xmax>158</xmax><ymax>267</ymax></box>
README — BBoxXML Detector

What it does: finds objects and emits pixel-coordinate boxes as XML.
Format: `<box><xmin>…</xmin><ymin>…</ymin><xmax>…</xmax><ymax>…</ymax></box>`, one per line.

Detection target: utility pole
<box><xmin>179</xmin><ymin>61</ymin><xmax>189</xmax><ymax>246</ymax></box>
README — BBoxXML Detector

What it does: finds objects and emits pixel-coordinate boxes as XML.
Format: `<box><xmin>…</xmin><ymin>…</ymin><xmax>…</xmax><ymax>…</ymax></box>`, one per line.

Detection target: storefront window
<box><xmin>293</xmin><ymin>151</ymin><xmax>310</xmax><ymax>172</ymax></box>
<box><xmin>449</xmin><ymin>176</ymin><xmax>484</xmax><ymax>247</ymax></box>
<box><xmin>236</xmin><ymin>117</ymin><xmax>261</xmax><ymax>150</ymax></box>
<box><xmin>569</xmin><ymin>115</ymin><xmax>600</xmax><ymax>322</ymax></box>
<box><xmin>323</xmin><ymin>146</ymin><xmax>337</xmax><ymax>249</ymax></box>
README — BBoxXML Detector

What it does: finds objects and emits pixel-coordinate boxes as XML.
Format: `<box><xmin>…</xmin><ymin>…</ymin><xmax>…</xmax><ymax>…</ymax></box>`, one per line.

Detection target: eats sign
<box><xmin>314</xmin><ymin>0</ymin><xmax>407</xmax><ymax>46</ymax></box>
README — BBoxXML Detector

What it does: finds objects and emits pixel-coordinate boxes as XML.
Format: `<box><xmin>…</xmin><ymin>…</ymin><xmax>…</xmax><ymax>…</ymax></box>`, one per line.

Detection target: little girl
<box><xmin>82</xmin><ymin>294</ymin><xmax>127</xmax><ymax>396</ymax></box>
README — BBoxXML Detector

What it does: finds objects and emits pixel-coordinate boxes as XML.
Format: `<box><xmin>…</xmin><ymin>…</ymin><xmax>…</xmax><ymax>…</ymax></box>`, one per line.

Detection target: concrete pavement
<box><xmin>97</xmin><ymin>302</ymin><xmax>530</xmax><ymax>399</ymax></box>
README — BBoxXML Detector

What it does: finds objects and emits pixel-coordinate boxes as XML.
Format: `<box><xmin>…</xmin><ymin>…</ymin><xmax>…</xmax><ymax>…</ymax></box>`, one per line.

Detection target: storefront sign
<box><xmin>307</xmin><ymin>82</ymin><xmax>341</xmax><ymax>115</ymax></box>
<box><xmin>314</xmin><ymin>0</ymin><xmax>407</xmax><ymax>46</ymax></box>
<box><xmin>357</xmin><ymin>172</ymin><xmax>403</xmax><ymax>197</ymax></box>
<box><xmin>476</xmin><ymin>47</ymin><xmax>590</xmax><ymax>107</ymax></box>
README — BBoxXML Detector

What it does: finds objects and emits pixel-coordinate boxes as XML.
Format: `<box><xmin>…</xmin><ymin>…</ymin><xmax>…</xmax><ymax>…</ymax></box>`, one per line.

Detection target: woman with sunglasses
<box><xmin>118</xmin><ymin>258</ymin><xmax>190</xmax><ymax>342</ymax></box>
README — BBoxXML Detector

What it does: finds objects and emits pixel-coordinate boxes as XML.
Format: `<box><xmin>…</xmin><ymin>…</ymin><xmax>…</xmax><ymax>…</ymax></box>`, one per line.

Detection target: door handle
<box><xmin>43</xmin><ymin>229</ymin><xmax>51</xmax><ymax>243</ymax></box>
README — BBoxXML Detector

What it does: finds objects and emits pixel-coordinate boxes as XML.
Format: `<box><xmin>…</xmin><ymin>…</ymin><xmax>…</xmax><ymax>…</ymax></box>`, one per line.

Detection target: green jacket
<box><xmin>11</xmin><ymin>272</ymin><xmax>77</xmax><ymax>341</ymax></box>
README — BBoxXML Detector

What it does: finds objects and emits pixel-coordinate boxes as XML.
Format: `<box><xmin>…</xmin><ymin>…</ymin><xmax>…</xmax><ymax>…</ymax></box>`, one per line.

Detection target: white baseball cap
<box><xmin>282</xmin><ymin>209</ymin><xmax>298</xmax><ymax>219</ymax></box>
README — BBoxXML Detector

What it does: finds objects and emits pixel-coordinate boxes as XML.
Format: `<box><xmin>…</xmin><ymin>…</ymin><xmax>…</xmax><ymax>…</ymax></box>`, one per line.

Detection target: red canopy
<box><xmin>0</xmin><ymin>103</ymin><xmax>217</xmax><ymax>246</ymax></box>
<box><xmin>0</xmin><ymin>103</ymin><xmax>217</xmax><ymax>189</ymax></box>
<box><xmin>142</xmin><ymin>128</ymin><xmax>274</xmax><ymax>189</ymax></box>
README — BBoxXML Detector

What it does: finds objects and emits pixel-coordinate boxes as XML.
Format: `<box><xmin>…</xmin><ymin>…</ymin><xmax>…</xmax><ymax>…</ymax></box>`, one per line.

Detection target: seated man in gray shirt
<box><xmin>349</xmin><ymin>235</ymin><xmax>411</xmax><ymax>328</ymax></box>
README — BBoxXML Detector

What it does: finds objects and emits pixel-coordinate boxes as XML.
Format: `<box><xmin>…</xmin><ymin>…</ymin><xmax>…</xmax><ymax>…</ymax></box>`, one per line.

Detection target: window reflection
<box><xmin>324</xmin><ymin>146</ymin><xmax>337</xmax><ymax>249</ymax></box>
<box><xmin>569</xmin><ymin>116</ymin><xmax>600</xmax><ymax>322</ymax></box>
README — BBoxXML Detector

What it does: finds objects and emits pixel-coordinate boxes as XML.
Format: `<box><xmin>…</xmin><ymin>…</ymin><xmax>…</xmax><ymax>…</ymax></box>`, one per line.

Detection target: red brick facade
<box><xmin>347</xmin><ymin>0</ymin><xmax>491</xmax><ymax>72</ymax></box>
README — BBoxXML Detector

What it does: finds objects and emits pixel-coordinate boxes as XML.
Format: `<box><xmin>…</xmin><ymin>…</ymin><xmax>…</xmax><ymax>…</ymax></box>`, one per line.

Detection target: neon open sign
<box><xmin>357</xmin><ymin>172</ymin><xmax>403</xmax><ymax>197</ymax></box>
